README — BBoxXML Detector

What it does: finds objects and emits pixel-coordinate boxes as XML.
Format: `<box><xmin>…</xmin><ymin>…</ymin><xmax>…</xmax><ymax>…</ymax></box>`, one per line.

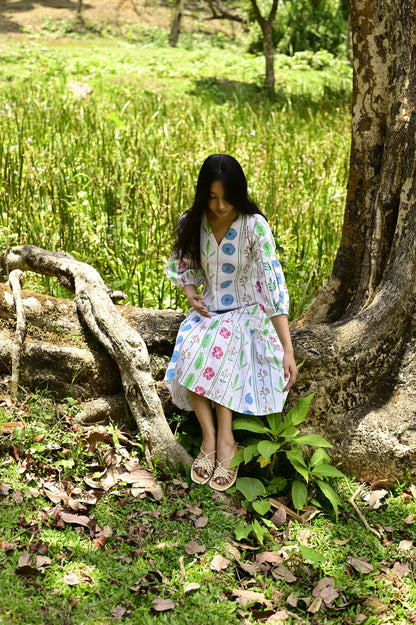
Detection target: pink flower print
<box><xmin>178</xmin><ymin>260</ymin><xmax>187</xmax><ymax>270</ymax></box>
<box><xmin>195</xmin><ymin>386</ymin><xmax>205</xmax><ymax>396</ymax></box>
<box><xmin>259</xmin><ymin>304</ymin><xmax>266</xmax><ymax>313</ymax></box>
<box><xmin>212</xmin><ymin>346</ymin><xmax>224</xmax><ymax>359</ymax></box>
<box><xmin>220</xmin><ymin>327</ymin><xmax>231</xmax><ymax>339</ymax></box>
<box><xmin>256</xmin><ymin>280</ymin><xmax>262</xmax><ymax>293</ymax></box>
<box><xmin>203</xmin><ymin>367</ymin><xmax>215</xmax><ymax>380</ymax></box>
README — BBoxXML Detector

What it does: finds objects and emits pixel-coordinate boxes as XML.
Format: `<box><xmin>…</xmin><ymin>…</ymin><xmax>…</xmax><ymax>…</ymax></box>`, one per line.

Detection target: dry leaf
<box><xmin>362</xmin><ymin>597</ymin><xmax>388</xmax><ymax>614</ymax></box>
<box><xmin>184</xmin><ymin>540</ymin><xmax>206</xmax><ymax>556</ymax></box>
<box><xmin>111</xmin><ymin>605</ymin><xmax>126</xmax><ymax>618</ymax></box>
<box><xmin>399</xmin><ymin>540</ymin><xmax>413</xmax><ymax>552</ymax></box>
<box><xmin>368</xmin><ymin>489</ymin><xmax>387</xmax><ymax>510</ymax></box>
<box><xmin>233</xmin><ymin>589</ymin><xmax>270</xmax><ymax>608</ymax></box>
<box><xmin>347</xmin><ymin>556</ymin><xmax>374</xmax><ymax>574</ymax></box>
<box><xmin>195</xmin><ymin>516</ymin><xmax>208</xmax><ymax>529</ymax></box>
<box><xmin>256</xmin><ymin>552</ymin><xmax>283</xmax><ymax>566</ymax></box>
<box><xmin>153</xmin><ymin>598</ymin><xmax>175</xmax><ymax>612</ymax></box>
<box><xmin>410</xmin><ymin>484</ymin><xmax>416</xmax><ymax>498</ymax></box>
<box><xmin>179</xmin><ymin>555</ymin><xmax>185</xmax><ymax>585</ymax></box>
<box><xmin>36</xmin><ymin>555</ymin><xmax>51</xmax><ymax>569</ymax></box>
<box><xmin>117</xmin><ymin>469</ymin><xmax>155</xmax><ymax>485</ymax></box>
<box><xmin>146</xmin><ymin>484</ymin><xmax>163</xmax><ymax>500</ymax></box>
<box><xmin>238</xmin><ymin>561</ymin><xmax>258</xmax><ymax>575</ymax></box>
<box><xmin>312</xmin><ymin>577</ymin><xmax>339</xmax><ymax>605</ymax></box>
<box><xmin>1</xmin><ymin>482</ymin><xmax>12</xmax><ymax>495</ymax></box>
<box><xmin>60</xmin><ymin>512</ymin><xmax>91</xmax><ymax>528</ymax></box>
<box><xmin>266</xmin><ymin>608</ymin><xmax>290</xmax><ymax>623</ymax></box>
<box><xmin>405</xmin><ymin>514</ymin><xmax>415</xmax><ymax>524</ymax></box>
<box><xmin>210</xmin><ymin>555</ymin><xmax>229</xmax><ymax>571</ymax></box>
<box><xmin>64</xmin><ymin>573</ymin><xmax>81</xmax><ymax>586</ymax></box>
<box><xmin>271</xmin><ymin>565</ymin><xmax>297</xmax><ymax>583</ymax></box>
<box><xmin>286</xmin><ymin>592</ymin><xmax>298</xmax><ymax>608</ymax></box>
<box><xmin>392</xmin><ymin>561</ymin><xmax>411</xmax><ymax>577</ymax></box>
<box><xmin>353</xmin><ymin>615</ymin><xmax>367</xmax><ymax>624</ymax></box>
<box><xmin>271</xmin><ymin>506</ymin><xmax>287</xmax><ymax>527</ymax></box>
<box><xmin>307</xmin><ymin>596</ymin><xmax>323</xmax><ymax>613</ymax></box>
<box><xmin>184</xmin><ymin>583</ymin><xmax>200</xmax><ymax>594</ymax></box>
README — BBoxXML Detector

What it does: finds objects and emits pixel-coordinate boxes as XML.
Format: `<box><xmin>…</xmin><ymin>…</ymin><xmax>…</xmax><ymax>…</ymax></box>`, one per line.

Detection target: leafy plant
<box><xmin>231</xmin><ymin>394</ymin><xmax>344</xmax><ymax>542</ymax></box>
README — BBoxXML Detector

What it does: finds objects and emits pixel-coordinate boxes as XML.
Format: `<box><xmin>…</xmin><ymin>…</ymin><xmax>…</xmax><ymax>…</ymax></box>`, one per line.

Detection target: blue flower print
<box><xmin>243</xmin><ymin>410</ymin><xmax>255</xmax><ymax>415</ymax></box>
<box><xmin>176</xmin><ymin>335</ymin><xmax>183</xmax><ymax>344</ymax></box>
<box><xmin>171</xmin><ymin>350</ymin><xmax>179</xmax><ymax>363</ymax></box>
<box><xmin>181</xmin><ymin>324</ymin><xmax>192</xmax><ymax>332</ymax></box>
<box><xmin>166</xmin><ymin>369</ymin><xmax>175</xmax><ymax>381</ymax></box>
<box><xmin>245</xmin><ymin>392</ymin><xmax>254</xmax><ymax>405</ymax></box>
<box><xmin>224</xmin><ymin>228</ymin><xmax>237</xmax><ymax>240</ymax></box>
<box><xmin>221</xmin><ymin>280</ymin><xmax>232</xmax><ymax>289</ymax></box>
<box><xmin>222</xmin><ymin>263</ymin><xmax>235</xmax><ymax>274</ymax></box>
<box><xmin>221</xmin><ymin>294</ymin><xmax>234</xmax><ymax>306</ymax></box>
<box><xmin>222</xmin><ymin>243</ymin><xmax>236</xmax><ymax>256</ymax></box>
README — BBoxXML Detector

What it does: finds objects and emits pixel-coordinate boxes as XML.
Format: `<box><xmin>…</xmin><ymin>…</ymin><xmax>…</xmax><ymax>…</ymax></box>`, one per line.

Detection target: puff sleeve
<box><xmin>251</xmin><ymin>215</ymin><xmax>289</xmax><ymax>317</ymax></box>
<box><xmin>165</xmin><ymin>256</ymin><xmax>206</xmax><ymax>290</ymax></box>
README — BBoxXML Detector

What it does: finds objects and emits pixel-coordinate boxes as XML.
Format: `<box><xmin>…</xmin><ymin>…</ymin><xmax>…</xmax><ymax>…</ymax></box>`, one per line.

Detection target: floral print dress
<box><xmin>164</xmin><ymin>212</ymin><xmax>290</xmax><ymax>415</ymax></box>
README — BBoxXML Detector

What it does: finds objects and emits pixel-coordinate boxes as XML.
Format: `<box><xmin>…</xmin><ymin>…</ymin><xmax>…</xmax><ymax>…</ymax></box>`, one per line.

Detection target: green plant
<box><xmin>231</xmin><ymin>394</ymin><xmax>344</xmax><ymax>543</ymax></box>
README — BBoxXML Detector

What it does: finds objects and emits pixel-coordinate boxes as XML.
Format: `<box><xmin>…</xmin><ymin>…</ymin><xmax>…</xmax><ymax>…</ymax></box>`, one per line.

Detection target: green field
<box><xmin>0</xmin><ymin>29</ymin><xmax>351</xmax><ymax>317</ymax></box>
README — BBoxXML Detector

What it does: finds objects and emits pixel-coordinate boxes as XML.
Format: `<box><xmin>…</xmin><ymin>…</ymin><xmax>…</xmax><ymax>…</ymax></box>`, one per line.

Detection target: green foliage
<box><xmin>0</xmin><ymin>37</ymin><xmax>350</xmax><ymax>317</ymax></box>
<box><xmin>231</xmin><ymin>393</ymin><xmax>344</xmax><ymax>543</ymax></box>
<box><xmin>248</xmin><ymin>0</ymin><xmax>350</xmax><ymax>56</ymax></box>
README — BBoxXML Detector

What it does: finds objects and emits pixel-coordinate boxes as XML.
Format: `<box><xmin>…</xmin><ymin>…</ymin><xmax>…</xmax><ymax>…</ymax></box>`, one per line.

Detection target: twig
<box><xmin>348</xmin><ymin>483</ymin><xmax>382</xmax><ymax>539</ymax></box>
<box><xmin>268</xmin><ymin>498</ymin><xmax>311</xmax><ymax>527</ymax></box>
<box><xmin>8</xmin><ymin>269</ymin><xmax>27</xmax><ymax>400</ymax></box>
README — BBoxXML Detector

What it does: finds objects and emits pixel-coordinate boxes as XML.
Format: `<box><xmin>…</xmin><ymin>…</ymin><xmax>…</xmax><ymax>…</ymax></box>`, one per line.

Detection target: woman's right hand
<box><xmin>184</xmin><ymin>286</ymin><xmax>211</xmax><ymax>318</ymax></box>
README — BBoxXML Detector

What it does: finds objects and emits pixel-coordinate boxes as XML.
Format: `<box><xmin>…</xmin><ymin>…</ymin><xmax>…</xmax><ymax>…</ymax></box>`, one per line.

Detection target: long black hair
<box><xmin>173</xmin><ymin>154</ymin><xmax>265</xmax><ymax>268</ymax></box>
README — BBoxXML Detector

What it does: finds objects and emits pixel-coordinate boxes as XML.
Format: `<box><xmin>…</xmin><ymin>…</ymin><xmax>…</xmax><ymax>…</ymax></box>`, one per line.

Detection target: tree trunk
<box><xmin>169</xmin><ymin>0</ymin><xmax>185</xmax><ymax>47</ymax></box>
<box><xmin>286</xmin><ymin>0</ymin><xmax>416</xmax><ymax>480</ymax></box>
<box><xmin>0</xmin><ymin>246</ymin><xmax>191</xmax><ymax>470</ymax></box>
<box><xmin>249</xmin><ymin>0</ymin><xmax>278</xmax><ymax>91</ymax></box>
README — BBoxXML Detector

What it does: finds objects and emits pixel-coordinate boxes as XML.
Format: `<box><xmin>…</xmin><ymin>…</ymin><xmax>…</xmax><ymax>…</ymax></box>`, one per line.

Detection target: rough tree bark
<box><xmin>249</xmin><ymin>0</ymin><xmax>278</xmax><ymax>91</ymax></box>
<box><xmin>0</xmin><ymin>246</ymin><xmax>191</xmax><ymax>470</ymax></box>
<box><xmin>169</xmin><ymin>0</ymin><xmax>185</xmax><ymax>47</ymax></box>
<box><xmin>286</xmin><ymin>0</ymin><xmax>416</xmax><ymax>480</ymax></box>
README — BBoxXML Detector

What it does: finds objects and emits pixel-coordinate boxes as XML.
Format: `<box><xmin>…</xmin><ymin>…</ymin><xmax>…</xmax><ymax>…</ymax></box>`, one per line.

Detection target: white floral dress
<box><xmin>164</xmin><ymin>212</ymin><xmax>290</xmax><ymax>415</ymax></box>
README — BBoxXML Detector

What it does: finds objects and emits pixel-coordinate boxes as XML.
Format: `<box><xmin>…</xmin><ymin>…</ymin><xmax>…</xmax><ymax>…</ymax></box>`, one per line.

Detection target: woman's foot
<box><xmin>191</xmin><ymin>448</ymin><xmax>216</xmax><ymax>484</ymax></box>
<box><xmin>209</xmin><ymin>442</ymin><xmax>242</xmax><ymax>491</ymax></box>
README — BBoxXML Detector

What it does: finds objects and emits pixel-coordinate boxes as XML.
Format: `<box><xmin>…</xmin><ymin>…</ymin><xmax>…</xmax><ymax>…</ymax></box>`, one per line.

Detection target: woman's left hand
<box><xmin>282</xmin><ymin>351</ymin><xmax>298</xmax><ymax>392</ymax></box>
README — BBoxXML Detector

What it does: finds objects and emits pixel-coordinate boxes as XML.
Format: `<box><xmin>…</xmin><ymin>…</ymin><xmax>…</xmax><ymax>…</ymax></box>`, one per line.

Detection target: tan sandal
<box><xmin>191</xmin><ymin>448</ymin><xmax>216</xmax><ymax>485</ymax></box>
<box><xmin>209</xmin><ymin>446</ymin><xmax>243</xmax><ymax>492</ymax></box>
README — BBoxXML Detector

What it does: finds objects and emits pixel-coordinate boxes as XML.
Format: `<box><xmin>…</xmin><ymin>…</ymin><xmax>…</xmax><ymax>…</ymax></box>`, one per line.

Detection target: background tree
<box><xmin>249</xmin><ymin>0</ymin><xmax>278</xmax><ymax>90</ymax></box>
<box><xmin>288</xmin><ymin>0</ymin><xmax>416</xmax><ymax>479</ymax></box>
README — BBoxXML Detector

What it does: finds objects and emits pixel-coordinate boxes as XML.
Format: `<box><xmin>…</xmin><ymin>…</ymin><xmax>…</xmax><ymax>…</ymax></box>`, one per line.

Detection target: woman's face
<box><xmin>207</xmin><ymin>181</ymin><xmax>237</xmax><ymax>221</ymax></box>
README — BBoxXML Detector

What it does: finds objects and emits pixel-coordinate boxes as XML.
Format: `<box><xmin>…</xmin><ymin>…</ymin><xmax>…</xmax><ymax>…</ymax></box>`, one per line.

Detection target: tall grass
<box><xmin>0</xmin><ymin>38</ymin><xmax>351</xmax><ymax>318</ymax></box>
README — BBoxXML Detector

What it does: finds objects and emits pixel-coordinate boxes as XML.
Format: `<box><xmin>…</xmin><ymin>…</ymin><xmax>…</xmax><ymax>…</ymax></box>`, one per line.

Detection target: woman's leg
<box><xmin>188</xmin><ymin>390</ymin><xmax>216</xmax><ymax>480</ymax></box>
<box><xmin>214</xmin><ymin>403</ymin><xmax>237</xmax><ymax>487</ymax></box>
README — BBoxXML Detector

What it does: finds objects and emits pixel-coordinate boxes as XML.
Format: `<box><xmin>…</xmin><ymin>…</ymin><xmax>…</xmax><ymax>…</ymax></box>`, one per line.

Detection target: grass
<box><xmin>0</xmin><ymin>27</ymin><xmax>351</xmax><ymax>318</ymax></box>
<box><xmin>1</xmin><ymin>390</ymin><xmax>416</xmax><ymax>625</ymax></box>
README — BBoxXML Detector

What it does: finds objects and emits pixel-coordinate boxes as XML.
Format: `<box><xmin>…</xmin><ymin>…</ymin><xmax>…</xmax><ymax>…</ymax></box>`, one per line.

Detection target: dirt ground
<box><xmin>0</xmin><ymin>0</ymin><xmax>242</xmax><ymax>38</ymax></box>
<box><xmin>0</xmin><ymin>0</ymin><xmax>174</xmax><ymax>35</ymax></box>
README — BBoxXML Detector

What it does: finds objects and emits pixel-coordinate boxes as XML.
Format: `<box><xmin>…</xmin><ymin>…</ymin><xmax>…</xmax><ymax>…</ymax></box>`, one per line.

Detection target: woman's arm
<box><xmin>270</xmin><ymin>314</ymin><xmax>298</xmax><ymax>392</ymax></box>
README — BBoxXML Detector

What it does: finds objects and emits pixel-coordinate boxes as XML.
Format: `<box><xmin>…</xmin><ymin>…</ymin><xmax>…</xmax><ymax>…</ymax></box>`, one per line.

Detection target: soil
<box><xmin>0</xmin><ymin>0</ymin><xmax>171</xmax><ymax>34</ymax></box>
<box><xmin>0</xmin><ymin>0</ymin><xmax>242</xmax><ymax>38</ymax></box>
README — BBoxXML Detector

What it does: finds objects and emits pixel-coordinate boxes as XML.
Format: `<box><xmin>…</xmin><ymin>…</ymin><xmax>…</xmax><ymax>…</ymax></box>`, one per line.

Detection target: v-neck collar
<box><xmin>204</xmin><ymin>212</ymin><xmax>240</xmax><ymax>246</ymax></box>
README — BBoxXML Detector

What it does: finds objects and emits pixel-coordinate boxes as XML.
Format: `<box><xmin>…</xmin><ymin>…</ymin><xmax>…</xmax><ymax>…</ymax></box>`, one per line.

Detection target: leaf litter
<box><xmin>2</xmin><ymin>399</ymin><xmax>416</xmax><ymax>623</ymax></box>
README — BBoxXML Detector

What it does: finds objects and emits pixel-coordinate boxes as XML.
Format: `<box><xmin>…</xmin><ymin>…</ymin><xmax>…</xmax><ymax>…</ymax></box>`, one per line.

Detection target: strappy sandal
<box><xmin>191</xmin><ymin>448</ymin><xmax>216</xmax><ymax>485</ymax></box>
<box><xmin>209</xmin><ymin>446</ymin><xmax>243</xmax><ymax>492</ymax></box>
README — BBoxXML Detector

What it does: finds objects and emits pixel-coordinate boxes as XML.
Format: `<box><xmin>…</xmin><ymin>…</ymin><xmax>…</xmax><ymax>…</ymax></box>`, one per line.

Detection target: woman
<box><xmin>164</xmin><ymin>154</ymin><xmax>297</xmax><ymax>491</ymax></box>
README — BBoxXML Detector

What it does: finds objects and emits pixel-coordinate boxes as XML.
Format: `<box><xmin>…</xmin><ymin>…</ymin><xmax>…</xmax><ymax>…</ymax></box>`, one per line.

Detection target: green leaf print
<box><xmin>267</xmin><ymin>278</ymin><xmax>277</xmax><ymax>292</ymax></box>
<box><xmin>263</xmin><ymin>241</ymin><xmax>273</xmax><ymax>257</ymax></box>
<box><xmin>201</xmin><ymin>333</ymin><xmax>212</xmax><ymax>348</ymax></box>
<box><xmin>184</xmin><ymin>373</ymin><xmax>195</xmax><ymax>387</ymax></box>
<box><xmin>263</xmin><ymin>262</ymin><xmax>271</xmax><ymax>271</ymax></box>
<box><xmin>254</xmin><ymin>221</ymin><xmax>267</xmax><ymax>237</ymax></box>
<box><xmin>232</xmin><ymin>375</ymin><xmax>239</xmax><ymax>389</ymax></box>
<box><xmin>195</xmin><ymin>353</ymin><xmax>204</xmax><ymax>370</ymax></box>
<box><xmin>211</xmin><ymin>320</ymin><xmax>220</xmax><ymax>329</ymax></box>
